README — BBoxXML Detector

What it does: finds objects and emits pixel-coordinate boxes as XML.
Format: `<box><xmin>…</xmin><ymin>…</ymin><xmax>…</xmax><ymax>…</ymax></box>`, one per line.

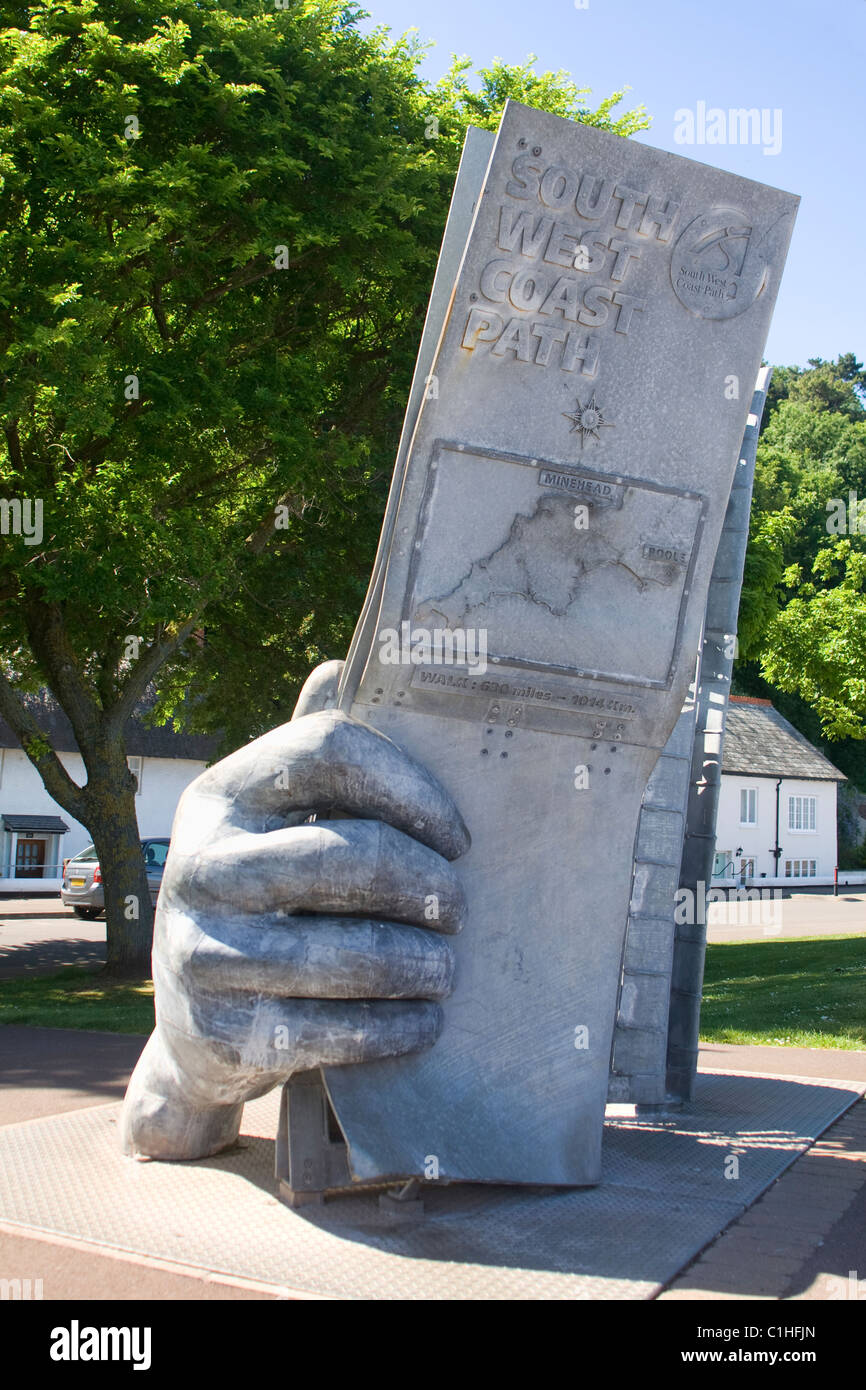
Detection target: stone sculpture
<box><xmin>122</xmin><ymin>102</ymin><xmax>797</xmax><ymax>1186</ymax></box>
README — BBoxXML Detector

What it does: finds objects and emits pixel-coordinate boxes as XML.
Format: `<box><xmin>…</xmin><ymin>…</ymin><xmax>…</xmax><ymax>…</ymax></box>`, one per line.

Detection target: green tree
<box><xmin>0</xmin><ymin>0</ymin><xmax>648</xmax><ymax>973</ymax></box>
<box><xmin>433</xmin><ymin>52</ymin><xmax>646</xmax><ymax>137</ymax></box>
<box><xmin>736</xmin><ymin>356</ymin><xmax>866</xmax><ymax>794</ymax></box>
<box><xmin>760</xmin><ymin>542</ymin><xmax>866</xmax><ymax>739</ymax></box>
<box><xmin>762</xmin><ymin>352</ymin><xmax>866</xmax><ymax>421</ymax></box>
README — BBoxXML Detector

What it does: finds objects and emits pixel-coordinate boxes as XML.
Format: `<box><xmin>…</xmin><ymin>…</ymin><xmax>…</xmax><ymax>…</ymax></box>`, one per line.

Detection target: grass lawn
<box><xmin>1</xmin><ymin>935</ymin><xmax>863</xmax><ymax>1047</ymax></box>
<box><xmin>0</xmin><ymin>967</ymin><xmax>154</xmax><ymax>1033</ymax></box>
<box><xmin>700</xmin><ymin>934</ymin><xmax>866</xmax><ymax>1049</ymax></box>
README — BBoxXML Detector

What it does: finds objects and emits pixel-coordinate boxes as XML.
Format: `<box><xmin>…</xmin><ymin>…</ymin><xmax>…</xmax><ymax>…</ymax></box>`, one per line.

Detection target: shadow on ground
<box><xmin>0</xmin><ymin>937</ymin><xmax>106</xmax><ymax>979</ymax></box>
<box><xmin>0</xmin><ymin>1026</ymin><xmax>145</xmax><ymax>1105</ymax></box>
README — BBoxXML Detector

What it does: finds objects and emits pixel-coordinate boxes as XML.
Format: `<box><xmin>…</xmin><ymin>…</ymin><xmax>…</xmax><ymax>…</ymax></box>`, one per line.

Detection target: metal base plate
<box><xmin>0</xmin><ymin>1071</ymin><xmax>860</xmax><ymax>1300</ymax></box>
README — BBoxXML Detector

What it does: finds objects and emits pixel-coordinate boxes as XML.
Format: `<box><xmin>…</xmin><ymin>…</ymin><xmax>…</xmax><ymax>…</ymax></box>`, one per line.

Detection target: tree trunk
<box><xmin>83</xmin><ymin>744</ymin><xmax>155</xmax><ymax>978</ymax></box>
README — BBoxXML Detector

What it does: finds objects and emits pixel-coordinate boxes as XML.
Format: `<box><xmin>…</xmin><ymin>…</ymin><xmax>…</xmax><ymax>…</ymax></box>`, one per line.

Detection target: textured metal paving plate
<box><xmin>0</xmin><ymin>1072</ymin><xmax>860</xmax><ymax>1300</ymax></box>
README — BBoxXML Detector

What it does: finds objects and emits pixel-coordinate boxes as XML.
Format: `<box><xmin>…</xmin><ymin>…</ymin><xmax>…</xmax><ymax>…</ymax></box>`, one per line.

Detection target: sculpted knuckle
<box><xmin>295</xmin><ymin>706</ymin><xmax>340</xmax><ymax>743</ymax></box>
<box><xmin>309</xmin><ymin>709</ymin><xmax>360</xmax><ymax>769</ymax></box>
<box><xmin>154</xmin><ymin>905</ymin><xmax>201</xmax><ymax>976</ymax></box>
<box><xmin>159</xmin><ymin>850</ymin><xmax>202</xmax><ymax>906</ymax></box>
<box><xmin>183</xmin><ymin>758</ymin><xmax>230</xmax><ymax>799</ymax></box>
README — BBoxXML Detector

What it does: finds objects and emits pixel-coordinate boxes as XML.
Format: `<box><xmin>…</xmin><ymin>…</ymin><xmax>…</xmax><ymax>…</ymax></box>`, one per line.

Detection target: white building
<box><xmin>0</xmin><ymin>693</ymin><xmax>218</xmax><ymax>893</ymax></box>
<box><xmin>712</xmin><ymin>696</ymin><xmax>846</xmax><ymax>887</ymax></box>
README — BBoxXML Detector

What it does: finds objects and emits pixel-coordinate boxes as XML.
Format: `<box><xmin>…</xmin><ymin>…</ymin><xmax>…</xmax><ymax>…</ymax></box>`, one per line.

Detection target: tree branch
<box><xmin>109</xmin><ymin>486</ymin><xmax>308</xmax><ymax>729</ymax></box>
<box><xmin>185</xmin><ymin>255</ymin><xmax>278</xmax><ymax>315</ymax></box>
<box><xmin>151</xmin><ymin>282</ymin><xmax>170</xmax><ymax>341</ymax></box>
<box><xmin>3</xmin><ymin>421</ymin><xmax>23</xmax><ymax>473</ymax></box>
<box><xmin>75</xmin><ymin>399</ymin><xmax>152</xmax><ymax>466</ymax></box>
<box><xmin>245</xmin><ymin>490</ymin><xmax>308</xmax><ymax>557</ymax></box>
<box><xmin>23</xmin><ymin>601</ymin><xmax>103</xmax><ymax>753</ymax></box>
<box><xmin>0</xmin><ymin>667</ymin><xmax>87</xmax><ymax>822</ymax></box>
<box><xmin>107</xmin><ymin>615</ymin><xmax>201</xmax><ymax>734</ymax></box>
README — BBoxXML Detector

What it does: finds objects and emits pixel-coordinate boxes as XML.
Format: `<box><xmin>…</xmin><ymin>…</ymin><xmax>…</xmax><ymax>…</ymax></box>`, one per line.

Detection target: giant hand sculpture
<box><xmin>120</xmin><ymin>662</ymin><xmax>470</xmax><ymax>1160</ymax></box>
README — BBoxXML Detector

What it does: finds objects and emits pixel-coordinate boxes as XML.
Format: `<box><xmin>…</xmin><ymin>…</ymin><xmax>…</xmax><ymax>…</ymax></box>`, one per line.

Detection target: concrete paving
<box><xmin>660</xmin><ymin>1096</ymin><xmax>866</xmax><ymax>1300</ymax></box>
<box><xmin>0</xmin><ymin>1027</ymin><xmax>275</xmax><ymax>1300</ymax></box>
<box><xmin>1</xmin><ymin>893</ymin><xmax>864</xmax><ymax>1301</ymax></box>
<box><xmin>0</xmin><ymin>1026</ymin><xmax>144</xmax><ymax>1124</ymax></box>
<box><xmin>785</xmin><ymin>1161</ymin><xmax>866</xmax><ymax>1301</ymax></box>
<box><xmin>0</xmin><ymin>1026</ymin><xmax>864</xmax><ymax>1300</ymax></box>
<box><xmin>0</xmin><ymin>895</ymin><xmax>105</xmax><ymax>978</ymax></box>
<box><xmin>663</xmin><ymin>1043</ymin><xmax>866</xmax><ymax>1300</ymax></box>
<box><xmin>700</xmin><ymin>1041</ymin><xmax>866</xmax><ymax>1082</ymax></box>
<box><xmin>706</xmin><ymin>889</ymin><xmax>865</xmax><ymax>942</ymax></box>
<box><xmin>0</xmin><ymin>1226</ymin><xmax>279</xmax><ymax>1301</ymax></box>
<box><xmin>1</xmin><ymin>1069</ymin><xmax>860</xmax><ymax>1301</ymax></box>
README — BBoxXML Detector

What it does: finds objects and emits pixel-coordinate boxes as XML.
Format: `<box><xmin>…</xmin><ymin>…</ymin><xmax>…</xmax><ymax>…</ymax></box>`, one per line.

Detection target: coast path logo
<box><xmin>671</xmin><ymin>206</ymin><xmax>781</xmax><ymax>319</ymax></box>
<box><xmin>562</xmin><ymin>394</ymin><xmax>614</xmax><ymax>447</ymax></box>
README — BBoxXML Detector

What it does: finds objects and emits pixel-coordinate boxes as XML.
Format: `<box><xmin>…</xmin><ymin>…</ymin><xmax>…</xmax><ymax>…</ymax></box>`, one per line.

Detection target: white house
<box><xmin>0</xmin><ymin>693</ymin><xmax>219</xmax><ymax>893</ymax></box>
<box><xmin>712</xmin><ymin>695</ymin><xmax>847</xmax><ymax>887</ymax></box>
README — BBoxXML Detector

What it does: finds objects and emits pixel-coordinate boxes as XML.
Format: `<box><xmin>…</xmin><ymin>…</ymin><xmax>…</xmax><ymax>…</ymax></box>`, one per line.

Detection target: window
<box><xmin>142</xmin><ymin>839</ymin><xmax>169</xmax><ymax>869</ymax></box>
<box><xmin>739</xmin><ymin>787</ymin><xmax>757</xmax><ymax>825</ymax></box>
<box><xmin>739</xmin><ymin>857</ymin><xmax>756</xmax><ymax>881</ymax></box>
<box><xmin>713</xmin><ymin>850</ymin><xmax>733</xmax><ymax>878</ymax></box>
<box><xmin>785</xmin><ymin>859</ymin><xmax>817</xmax><ymax>878</ymax></box>
<box><xmin>127</xmin><ymin>755</ymin><xmax>143</xmax><ymax>795</ymax></box>
<box><xmin>788</xmin><ymin>795</ymin><xmax>816</xmax><ymax>832</ymax></box>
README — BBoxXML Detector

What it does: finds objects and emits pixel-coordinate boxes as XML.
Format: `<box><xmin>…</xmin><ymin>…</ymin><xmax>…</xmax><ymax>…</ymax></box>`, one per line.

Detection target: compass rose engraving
<box><xmin>562</xmin><ymin>394</ymin><xmax>614</xmax><ymax>448</ymax></box>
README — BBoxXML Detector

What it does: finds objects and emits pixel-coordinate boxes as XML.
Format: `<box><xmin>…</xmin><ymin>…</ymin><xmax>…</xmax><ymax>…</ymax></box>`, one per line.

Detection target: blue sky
<box><xmin>358</xmin><ymin>0</ymin><xmax>865</xmax><ymax>371</ymax></box>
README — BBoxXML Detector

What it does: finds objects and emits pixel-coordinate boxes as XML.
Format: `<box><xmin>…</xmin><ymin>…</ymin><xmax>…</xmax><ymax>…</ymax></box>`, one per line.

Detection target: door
<box><xmin>15</xmin><ymin>838</ymin><xmax>46</xmax><ymax>878</ymax></box>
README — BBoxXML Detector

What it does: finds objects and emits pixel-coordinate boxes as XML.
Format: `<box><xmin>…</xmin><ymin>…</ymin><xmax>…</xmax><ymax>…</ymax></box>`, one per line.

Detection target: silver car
<box><xmin>61</xmin><ymin>838</ymin><xmax>170</xmax><ymax>919</ymax></box>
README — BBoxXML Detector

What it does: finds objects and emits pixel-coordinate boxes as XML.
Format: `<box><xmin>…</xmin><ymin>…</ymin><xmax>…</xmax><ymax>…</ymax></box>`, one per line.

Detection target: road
<box><xmin>0</xmin><ymin>889</ymin><xmax>863</xmax><ymax>979</ymax></box>
<box><xmin>706</xmin><ymin>889</ymin><xmax>866</xmax><ymax>942</ymax></box>
<box><xmin>0</xmin><ymin>895</ymin><xmax>105</xmax><ymax>978</ymax></box>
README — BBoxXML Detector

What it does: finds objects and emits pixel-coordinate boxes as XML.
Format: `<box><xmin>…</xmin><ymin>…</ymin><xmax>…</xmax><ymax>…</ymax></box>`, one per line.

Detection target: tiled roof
<box><xmin>723</xmin><ymin>697</ymin><xmax>846</xmax><ymax>782</ymax></box>
<box><xmin>0</xmin><ymin>690</ymin><xmax>220</xmax><ymax>762</ymax></box>
<box><xmin>2</xmin><ymin>813</ymin><xmax>69</xmax><ymax>833</ymax></box>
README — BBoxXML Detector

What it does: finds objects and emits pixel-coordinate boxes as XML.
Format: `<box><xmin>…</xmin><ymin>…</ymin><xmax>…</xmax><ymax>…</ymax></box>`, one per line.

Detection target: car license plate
<box><xmin>70</xmin><ymin>878</ymin><xmax>86</xmax><ymax>887</ymax></box>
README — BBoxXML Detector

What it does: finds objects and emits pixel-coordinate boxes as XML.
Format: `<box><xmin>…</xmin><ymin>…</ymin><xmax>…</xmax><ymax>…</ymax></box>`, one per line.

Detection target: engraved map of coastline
<box><xmin>411</xmin><ymin>457</ymin><xmax>702</xmax><ymax>685</ymax></box>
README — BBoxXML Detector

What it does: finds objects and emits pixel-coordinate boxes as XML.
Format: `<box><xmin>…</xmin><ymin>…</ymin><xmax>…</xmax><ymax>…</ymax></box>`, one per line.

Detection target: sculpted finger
<box><xmin>159</xmin><ymin>979</ymin><xmax>444</xmax><ymax>1077</ymax></box>
<box><xmin>168</xmin><ymin>911</ymin><xmax>455</xmax><ymax>999</ymax></box>
<box><xmin>182</xmin><ymin>819</ymin><xmax>465</xmax><ymax>932</ymax></box>
<box><xmin>119</xmin><ymin>1031</ymin><xmax>244</xmax><ymax>1160</ymax></box>
<box><xmin>291</xmin><ymin>660</ymin><xmax>344</xmax><ymax>720</ymax></box>
<box><xmin>196</xmin><ymin>709</ymin><xmax>470</xmax><ymax>860</ymax></box>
